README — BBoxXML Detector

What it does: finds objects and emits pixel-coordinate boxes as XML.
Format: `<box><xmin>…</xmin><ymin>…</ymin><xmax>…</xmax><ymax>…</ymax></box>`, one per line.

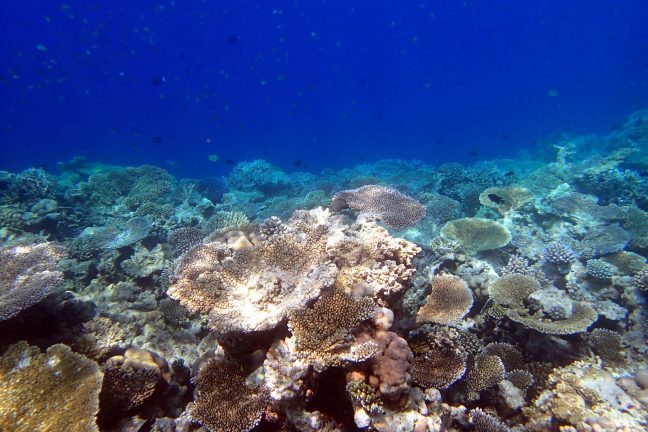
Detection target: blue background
<box><xmin>1</xmin><ymin>0</ymin><xmax>647</xmax><ymax>177</ymax></box>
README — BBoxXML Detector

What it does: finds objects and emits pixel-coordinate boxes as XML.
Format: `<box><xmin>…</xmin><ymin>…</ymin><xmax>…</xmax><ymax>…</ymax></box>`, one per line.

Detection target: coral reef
<box><xmin>0</xmin><ymin>341</ymin><xmax>103</xmax><ymax>432</ymax></box>
<box><xmin>1</xmin><ymin>109</ymin><xmax>648</xmax><ymax>431</ymax></box>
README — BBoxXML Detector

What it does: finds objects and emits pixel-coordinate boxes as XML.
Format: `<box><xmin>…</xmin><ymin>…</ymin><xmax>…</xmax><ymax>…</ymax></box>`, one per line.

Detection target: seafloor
<box><xmin>1</xmin><ymin>111</ymin><xmax>648</xmax><ymax>432</ymax></box>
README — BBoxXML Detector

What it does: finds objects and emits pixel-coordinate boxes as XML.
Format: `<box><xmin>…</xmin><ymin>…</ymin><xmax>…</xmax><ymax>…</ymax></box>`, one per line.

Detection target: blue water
<box><xmin>1</xmin><ymin>0</ymin><xmax>647</xmax><ymax>177</ymax></box>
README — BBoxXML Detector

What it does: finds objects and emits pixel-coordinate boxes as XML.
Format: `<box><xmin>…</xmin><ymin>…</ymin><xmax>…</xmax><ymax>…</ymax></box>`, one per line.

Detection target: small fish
<box><xmin>488</xmin><ymin>193</ymin><xmax>505</xmax><ymax>204</ymax></box>
<box><xmin>292</xmin><ymin>159</ymin><xmax>302</xmax><ymax>167</ymax></box>
<box><xmin>547</xmin><ymin>89</ymin><xmax>559</xmax><ymax>97</ymax></box>
<box><xmin>150</xmin><ymin>76</ymin><xmax>166</xmax><ymax>86</ymax></box>
<box><xmin>470</xmin><ymin>150</ymin><xmax>479</xmax><ymax>157</ymax></box>
<box><xmin>207</xmin><ymin>154</ymin><xmax>220</xmax><ymax>163</ymax></box>
<box><xmin>228</xmin><ymin>33</ymin><xmax>240</xmax><ymax>43</ymax></box>
<box><xmin>152</xmin><ymin>136</ymin><xmax>163</xmax><ymax>144</ymax></box>
<box><xmin>224</xmin><ymin>159</ymin><xmax>235</xmax><ymax>165</ymax></box>
<box><xmin>501</xmin><ymin>134</ymin><xmax>511</xmax><ymax>141</ymax></box>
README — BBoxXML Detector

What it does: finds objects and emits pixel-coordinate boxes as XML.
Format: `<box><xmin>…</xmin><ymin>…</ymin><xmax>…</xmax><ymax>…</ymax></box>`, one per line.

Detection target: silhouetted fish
<box><xmin>470</xmin><ymin>150</ymin><xmax>479</xmax><ymax>157</ymax></box>
<box><xmin>293</xmin><ymin>159</ymin><xmax>303</xmax><ymax>168</ymax></box>
<box><xmin>152</xmin><ymin>136</ymin><xmax>163</xmax><ymax>144</ymax></box>
<box><xmin>150</xmin><ymin>76</ymin><xmax>165</xmax><ymax>86</ymax></box>
<box><xmin>224</xmin><ymin>159</ymin><xmax>235</xmax><ymax>165</ymax></box>
<box><xmin>502</xmin><ymin>134</ymin><xmax>511</xmax><ymax>140</ymax></box>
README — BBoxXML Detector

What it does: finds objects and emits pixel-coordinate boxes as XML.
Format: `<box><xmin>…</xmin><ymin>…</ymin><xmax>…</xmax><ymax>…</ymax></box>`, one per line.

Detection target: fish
<box><xmin>207</xmin><ymin>154</ymin><xmax>220</xmax><ymax>163</ymax></box>
<box><xmin>152</xmin><ymin>136</ymin><xmax>163</xmax><ymax>144</ymax></box>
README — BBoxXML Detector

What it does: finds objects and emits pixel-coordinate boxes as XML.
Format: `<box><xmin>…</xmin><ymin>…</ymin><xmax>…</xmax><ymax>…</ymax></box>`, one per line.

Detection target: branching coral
<box><xmin>0</xmin><ymin>242</ymin><xmax>63</xmax><ymax>321</ymax></box>
<box><xmin>98</xmin><ymin>348</ymin><xmax>170</xmax><ymax>424</ymax></box>
<box><xmin>0</xmin><ymin>342</ymin><xmax>103</xmax><ymax>432</ymax></box>
<box><xmin>589</xmin><ymin>328</ymin><xmax>626</xmax><ymax>367</ymax></box>
<box><xmin>189</xmin><ymin>357</ymin><xmax>269</xmax><ymax>432</ymax></box>
<box><xmin>469</xmin><ymin>408</ymin><xmax>512</xmax><ymax>432</ymax></box>
<box><xmin>288</xmin><ymin>290</ymin><xmax>378</xmax><ymax>366</ymax></box>
<box><xmin>523</xmin><ymin>358</ymin><xmax>648</xmax><ymax>431</ymax></box>
<box><xmin>331</xmin><ymin>184</ymin><xmax>426</xmax><ymax>228</ymax></box>
<box><xmin>440</xmin><ymin>218</ymin><xmax>511</xmax><ymax>252</ymax></box>
<box><xmin>460</xmin><ymin>354</ymin><xmax>506</xmax><ymax>400</ymax></box>
<box><xmin>416</xmin><ymin>273</ymin><xmax>473</xmax><ymax>325</ymax></box>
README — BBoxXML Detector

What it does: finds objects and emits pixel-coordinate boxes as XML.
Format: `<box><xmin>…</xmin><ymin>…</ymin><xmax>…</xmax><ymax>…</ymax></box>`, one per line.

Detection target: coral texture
<box><xmin>331</xmin><ymin>185</ymin><xmax>426</xmax><ymax>228</ymax></box>
<box><xmin>0</xmin><ymin>242</ymin><xmax>63</xmax><ymax>321</ymax></box>
<box><xmin>440</xmin><ymin>218</ymin><xmax>511</xmax><ymax>252</ymax></box>
<box><xmin>416</xmin><ymin>273</ymin><xmax>473</xmax><ymax>325</ymax></box>
<box><xmin>0</xmin><ymin>342</ymin><xmax>103</xmax><ymax>432</ymax></box>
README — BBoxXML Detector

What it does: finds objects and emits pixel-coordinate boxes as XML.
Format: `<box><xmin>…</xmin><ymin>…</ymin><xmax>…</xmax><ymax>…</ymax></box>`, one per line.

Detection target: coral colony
<box><xmin>1</xmin><ymin>111</ymin><xmax>648</xmax><ymax>432</ymax></box>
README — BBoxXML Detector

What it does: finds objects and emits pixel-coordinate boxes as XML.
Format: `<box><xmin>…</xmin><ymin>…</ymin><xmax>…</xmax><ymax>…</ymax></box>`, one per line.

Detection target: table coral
<box><xmin>416</xmin><ymin>273</ymin><xmax>474</xmax><ymax>325</ymax></box>
<box><xmin>331</xmin><ymin>184</ymin><xmax>426</xmax><ymax>229</ymax></box>
<box><xmin>0</xmin><ymin>241</ymin><xmax>63</xmax><ymax>321</ymax></box>
<box><xmin>0</xmin><ymin>341</ymin><xmax>103</xmax><ymax>432</ymax></box>
<box><xmin>440</xmin><ymin>218</ymin><xmax>511</xmax><ymax>252</ymax></box>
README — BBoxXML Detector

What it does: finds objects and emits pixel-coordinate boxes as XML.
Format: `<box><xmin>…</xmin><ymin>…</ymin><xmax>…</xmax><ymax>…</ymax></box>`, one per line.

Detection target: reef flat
<box><xmin>1</xmin><ymin>110</ymin><xmax>648</xmax><ymax>432</ymax></box>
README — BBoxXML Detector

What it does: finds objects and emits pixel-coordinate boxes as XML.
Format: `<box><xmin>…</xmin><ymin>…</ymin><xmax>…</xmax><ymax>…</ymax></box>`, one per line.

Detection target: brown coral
<box><xmin>0</xmin><ymin>341</ymin><xmax>103</xmax><ymax>432</ymax></box>
<box><xmin>368</xmin><ymin>330</ymin><xmax>413</xmax><ymax>401</ymax></box>
<box><xmin>0</xmin><ymin>242</ymin><xmax>63</xmax><ymax>321</ymax></box>
<box><xmin>440</xmin><ymin>218</ymin><xmax>511</xmax><ymax>252</ymax></box>
<box><xmin>330</xmin><ymin>184</ymin><xmax>426</xmax><ymax>228</ymax></box>
<box><xmin>411</xmin><ymin>344</ymin><xmax>467</xmax><ymax>389</ymax></box>
<box><xmin>469</xmin><ymin>408</ymin><xmax>512</xmax><ymax>432</ymax></box>
<box><xmin>488</xmin><ymin>274</ymin><xmax>540</xmax><ymax>308</ymax></box>
<box><xmin>460</xmin><ymin>354</ymin><xmax>506</xmax><ymax>399</ymax></box>
<box><xmin>589</xmin><ymin>328</ymin><xmax>626</xmax><ymax>367</ymax></box>
<box><xmin>189</xmin><ymin>357</ymin><xmax>268</xmax><ymax>432</ymax></box>
<box><xmin>482</xmin><ymin>342</ymin><xmax>524</xmax><ymax>371</ymax></box>
<box><xmin>416</xmin><ymin>273</ymin><xmax>473</xmax><ymax>325</ymax></box>
<box><xmin>98</xmin><ymin>348</ymin><xmax>170</xmax><ymax>424</ymax></box>
<box><xmin>289</xmin><ymin>290</ymin><xmax>378</xmax><ymax>366</ymax></box>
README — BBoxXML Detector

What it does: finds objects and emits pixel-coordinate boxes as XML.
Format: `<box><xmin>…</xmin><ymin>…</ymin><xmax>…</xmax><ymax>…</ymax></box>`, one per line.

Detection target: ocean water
<box><xmin>1</xmin><ymin>2</ymin><xmax>648</xmax><ymax>432</ymax></box>
<box><xmin>2</xmin><ymin>1</ymin><xmax>648</xmax><ymax>176</ymax></box>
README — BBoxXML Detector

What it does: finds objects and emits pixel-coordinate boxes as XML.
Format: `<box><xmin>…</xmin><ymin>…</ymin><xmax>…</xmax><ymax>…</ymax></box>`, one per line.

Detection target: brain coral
<box><xmin>168</xmin><ymin>207</ymin><xmax>339</xmax><ymax>333</ymax></box>
<box><xmin>479</xmin><ymin>186</ymin><xmax>533</xmax><ymax>215</ymax></box>
<box><xmin>416</xmin><ymin>273</ymin><xmax>474</xmax><ymax>325</ymax></box>
<box><xmin>0</xmin><ymin>242</ymin><xmax>63</xmax><ymax>321</ymax></box>
<box><xmin>330</xmin><ymin>184</ymin><xmax>426</xmax><ymax>228</ymax></box>
<box><xmin>189</xmin><ymin>357</ymin><xmax>269</xmax><ymax>432</ymax></box>
<box><xmin>0</xmin><ymin>342</ymin><xmax>103</xmax><ymax>432</ymax></box>
<box><xmin>440</xmin><ymin>218</ymin><xmax>511</xmax><ymax>252</ymax></box>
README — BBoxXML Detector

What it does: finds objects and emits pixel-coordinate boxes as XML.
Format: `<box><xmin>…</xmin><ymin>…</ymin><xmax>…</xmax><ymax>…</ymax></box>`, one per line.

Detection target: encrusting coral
<box><xmin>0</xmin><ymin>341</ymin><xmax>103</xmax><ymax>432</ymax></box>
<box><xmin>0</xmin><ymin>241</ymin><xmax>63</xmax><ymax>321</ymax></box>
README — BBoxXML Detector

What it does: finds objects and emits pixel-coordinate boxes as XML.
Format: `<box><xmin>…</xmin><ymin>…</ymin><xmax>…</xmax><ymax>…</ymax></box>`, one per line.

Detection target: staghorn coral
<box><xmin>0</xmin><ymin>341</ymin><xmax>103</xmax><ymax>432</ymax></box>
<box><xmin>168</xmin><ymin>226</ymin><xmax>206</xmax><ymax>256</ymax></box>
<box><xmin>0</xmin><ymin>242</ymin><xmax>64</xmax><ymax>321</ymax></box>
<box><xmin>189</xmin><ymin>357</ymin><xmax>269</xmax><ymax>432</ymax></box>
<box><xmin>289</xmin><ymin>290</ymin><xmax>378</xmax><ymax>366</ymax></box>
<box><xmin>440</xmin><ymin>218</ymin><xmax>511</xmax><ymax>252</ymax></box>
<box><xmin>416</xmin><ymin>273</ymin><xmax>473</xmax><ymax>325</ymax></box>
<box><xmin>589</xmin><ymin>328</ymin><xmax>626</xmax><ymax>367</ymax></box>
<box><xmin>479</xmin><ymin>186</ymin><xmax>533</xmax><ymax>215</ymax></box>
<box><xmin>168</xmin><ymin>208</ymin><xmax>339</xmax><ymax>333</ymax></box>
<box><xmin>330</xmin><ymin>184</ymin><xmax>426</xmax><ymax>228</ymax></box>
